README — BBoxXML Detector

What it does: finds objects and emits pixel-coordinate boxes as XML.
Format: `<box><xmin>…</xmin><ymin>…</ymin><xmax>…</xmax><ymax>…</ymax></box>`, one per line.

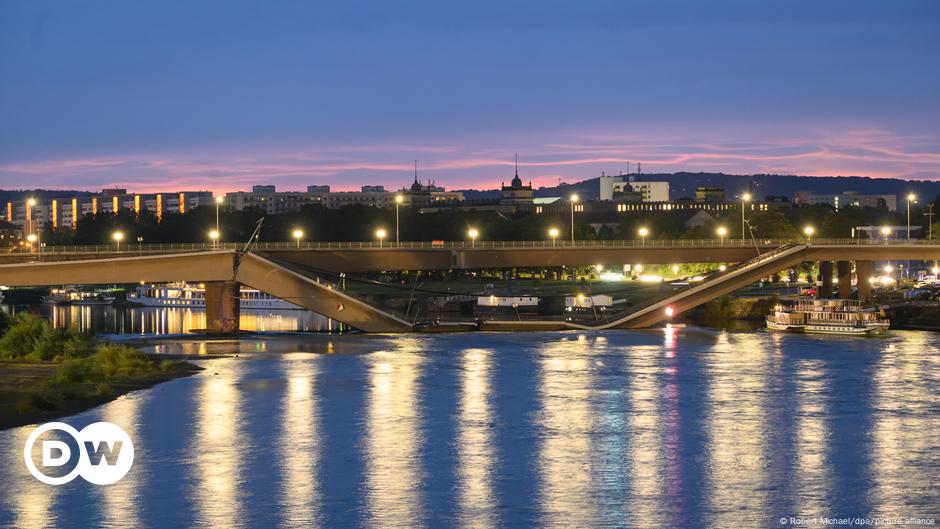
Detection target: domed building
<box><xmin>499</xmin><ymin>155</ymin><xmax>534</xmax><ymax>206</ymax></box>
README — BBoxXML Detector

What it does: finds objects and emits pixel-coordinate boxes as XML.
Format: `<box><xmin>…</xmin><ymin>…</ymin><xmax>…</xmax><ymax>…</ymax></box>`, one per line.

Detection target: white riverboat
<box><xmin>766</xmin><ymin>299</ymin><xmax>889</xmax><ymax>335</ymax></box>
<box><xmin>44</xmin><ymin>288</ymin><xmax>116</xmax><ymax>306</ymax></box>
<box><xmin>129</xmin><ymin>283</ymin><xmax>301</xmax><ymax>310</ymax></box>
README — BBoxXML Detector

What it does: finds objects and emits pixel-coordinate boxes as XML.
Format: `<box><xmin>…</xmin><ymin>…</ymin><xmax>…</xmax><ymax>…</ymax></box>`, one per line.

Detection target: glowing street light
<box><xmin>664</xmin><ymin>306</ymin><xmax>675</xmax><ymax>318</ymax></box>
<box><xmin>803</xmin><ymin>225</ymin><xmax>815</xmax><ymax>243</ymax></box>
<box><xmin>881</xmin><ymin>226</ymin><xmax>891</xmax><ymax>244</ymax></box>
<box><xmin>292</xmin><ymin>228</ymin><xmax>304</xmax><ymax>248</ymax></box>
<box><xmin>548</xmin><ymin>227</ymin><xmax>560</xmax><ymax>247</ymax></box>
<box><xmin>25</xmin><ymin>197</ymin><xmax>37</xmax><ymax>238</ymax></box>
<box><xmin>719</xmin><ymin>264</ymin><xmax>727</xmax><ymax>272</ymax></box>
<box><xmin>394</xmin><ymin>194</ymin><xmax>404</xmax><ymax>244</ymax></box>
<box><xmin>26</xmin><ymin>233</ymin><xmax>37</xmax><ymax>252</ymax></box>
<box><xmin>375</xmin><ymin>228</ymin><xmax>387</xmax><ymax>248</ymax></box>
<box><xmin>208</xmin><ymin>229</ymin><xmax>219</xmax><ymax>248</ymax></box>
<box><xmin>671</xmin><ymin>264</ymin><xmax>680</xmax><ymax>277</ymax></box>
<box><xmin>638</xmin><ymin>226</ymin><xmax>649</xmax><ymax>246</ymax></box>
<box><xmin>741</xmin><ymin>192</ymin><xmax>752</xmax><ymax>240</ymax></box>
<box><xmin>883</xmin><ymin>264</ymin><xmax>894</xmax><ymax>274</ymax></box>
<box><xmin>716</xmin><ymin>225</ymin><xmax>728</xmax><ymax>245</ymax></box>
<box><xmin>932</xmin><ymin>264</ymin><xmax>940</xmax><ymax>275</ymax></box>
<box><xmin>467</xmin><ymin>227</ymin><xmax>479</xmax><ymax>248</ymax></box>
<box><xmin>906</xmin><ymin>193</ymin><xmax>916</xmax><ymax>241</ymax></box>
<box><xmin>112</xmin><ymin>230</ymin><xmax>124</xmax><ymax>251</ymax></box>
<box><xmin>570</xmin><ymin>193</ymin><xmax>579</xmax><ymax>242</ymax></box>
<box><xmin>214</xmin><ymin>196</ymin><xmax>224</xmax><ymax>234</ymax></box>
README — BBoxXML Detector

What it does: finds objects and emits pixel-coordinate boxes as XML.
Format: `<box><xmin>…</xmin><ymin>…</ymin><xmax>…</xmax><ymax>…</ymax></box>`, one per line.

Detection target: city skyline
<box><xmin>2</xmin><ymin>1</ymin><xmax>939</xmax><ymax>193</ymax></box>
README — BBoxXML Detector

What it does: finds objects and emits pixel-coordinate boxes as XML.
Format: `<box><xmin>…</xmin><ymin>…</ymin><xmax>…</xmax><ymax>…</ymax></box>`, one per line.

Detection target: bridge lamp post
<box><xmin>25</xmin><ymin>197</ymin><xmax>37</xmax><ymax>239</ymax></box>
<box><xmin>214</xmin><ymin>196</ymin><xmax>224</xmax><ymax>235</ymax></box>
<box><xmin>137</xmin><ymin>236</ymin><xmax>143</xmax><ymax>255</ymax></box>
<box><xmin>906</xmin><ymin>193</ymin><xmax>916</xmax><ymax>241</ymax></box>
<box><xmin>292</xmin><ymin>229</ymin><xmax>304</xmax><ymax>248</ymax></box>
<box><xmin>716</xmin><ymin>226</ymin><xmax>728</xmax><ymax>245</ymax></box>
<box><xmin>112</xmin><ymin>230</ymin><xmax>124</xmax><ymax>252</ymax></box>
<box><xmin>741</xmin><ymin>192</ymin><xmax>752</xmax><ymax>240</ymax></box>
<box><xmin>548</xmin><ymin>227</ymin><xmax>560</xmax><ymax>247</ymax></box>
<box><xmin>375</xmin><ymin>228</ymin><xmax>387</xmax><ymax>248</ymax></box>
<box><xmin>570</xmin><ymin>194</ymin><xmax>579</xmax><ymax>243</ymax></box>
<box><xmin>932</xmin><ymin>264</ymin><xmax>939</xmax><ymax>276</ymax></box>
<box><xmin>803</xmin><ymin>225</ymin><xmax>815</xmax><ymax>243</ymax></box>
<box><xmin>671</xmin><ymin>264</ymin><xmax>680</xmax><ymax>278</ymax></box>
<box><xmin>467</xmin><ymin>228</ymin><xmax>479</xmax><ymax>248</ymax></box>
<box><xmin>208</xmin><ymin>229</ymin><xmax>219</xmax><ymax>248</ymax></box>
<box><xmin>664</xmin><ymin>306</ymin><xmax>675</xmax><ymax>319</ymax></box>
<box><xmin>880</xmin><ymin>226</ymin><xmax>891</xmax><ymax>244</ymax></box>
<box><xmin>638</xmin><ymin>227</ymin><xmax>649</xmax><ymax>246</ymax></box>
<box><xmin>395</xmin><ymin>194</ymin><xmax>404</xmax><ymax>244</ymax></box>
<box><xmin>26</xmin><ymin>233</ymin><xmax>37</xmax><ymax>253</ymax></box>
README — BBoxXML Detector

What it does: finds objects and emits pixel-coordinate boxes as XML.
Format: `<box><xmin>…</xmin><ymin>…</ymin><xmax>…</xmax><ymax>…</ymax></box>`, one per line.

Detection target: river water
<box><xmin>1</xmin><ymin>328</ymin><xmax>938</xmax><ymax>528</ymax></box>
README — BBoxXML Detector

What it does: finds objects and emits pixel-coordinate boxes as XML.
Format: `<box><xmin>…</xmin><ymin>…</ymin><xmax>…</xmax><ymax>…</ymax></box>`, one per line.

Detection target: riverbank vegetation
<box><xmin>0</xmin><ymin>314</ymin><xmax>199</xmax><ymax>430</ymax></box>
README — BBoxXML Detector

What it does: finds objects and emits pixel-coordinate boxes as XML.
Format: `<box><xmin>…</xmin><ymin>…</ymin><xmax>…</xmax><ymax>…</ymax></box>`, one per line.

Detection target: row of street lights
<box><xmin>94</xmin><ymin>192</ymin><xmax>923</xmax><ymax>250</ymax></box>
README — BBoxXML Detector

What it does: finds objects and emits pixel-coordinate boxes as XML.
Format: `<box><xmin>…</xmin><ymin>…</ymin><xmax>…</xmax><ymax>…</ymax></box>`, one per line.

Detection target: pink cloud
<box><xmin>1</xmin><ymin>126</ymin><xmax>938</xmax><ymax>194</ymax></box>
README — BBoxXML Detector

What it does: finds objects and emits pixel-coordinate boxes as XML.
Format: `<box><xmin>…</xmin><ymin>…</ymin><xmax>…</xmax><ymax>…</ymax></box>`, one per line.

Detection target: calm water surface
<box><xmin>1</xmin><ymin>329</ymin><xmax>938</xmax><ymax>528</ymax></box>
<box><xmin>2</xmin><ymin>304</ymin><xmax>335</xmax><ymax>333</ymax></box>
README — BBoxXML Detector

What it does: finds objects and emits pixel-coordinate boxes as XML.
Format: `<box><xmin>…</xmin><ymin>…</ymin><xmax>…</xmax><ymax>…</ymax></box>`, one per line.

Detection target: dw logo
<box><xmin>23</xmin><ymin>422</ymin><xmax>134</xmax><ymax>485</ymax></box>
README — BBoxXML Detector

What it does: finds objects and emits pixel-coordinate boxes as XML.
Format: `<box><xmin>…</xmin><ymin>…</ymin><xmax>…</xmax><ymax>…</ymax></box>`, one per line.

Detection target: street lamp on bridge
<box><xmin>548</xmin><ymin>227</ymin><xmax>560</xmax><ymax>247</ymax></box>
<box><xmin>803</xmin><ymin>225</ymin><xmax>815</xmax><ymax>243</ymax></box>
<box><xmin>208</xmin><ymin>229</ymin><xmax>220</xmax><ymax>248</ymax></box>
<box><xmin>112</xmin><ymin>230</ymin><xmax>124</xmax><ymax>252</ymax></box>
<box><xmin>741</xmin><ymin>192</ymin><xmax>752</xmax><ymax>240</ymax></box>
<box><xmin>716</xmin><ymin>225</ymin><xmax>728</xmax><ymax>245</ymax></box>
<box><xmin>292</xmin><ymin>229</ymin><xmax>304</xmax><ymax>248</ymax></box>
<box><xmin>214</xmin><ymin>196</ymin><xmax>224</xmax><ymax>236</ymax></box>
<box><xmin>467</xmin><ymin>228</ymin><xmax>479</xmax><ymax>248</ymax></box>
<box><xmin>25</xmin><ymin>197</ymin><xmax>37</xmax><ymax>239</ymax></box>
<box><xmin>569</xmin><ymin>194</ymin><xmax>579</xmax><ymax>242</ymax></box>
<box><xmin>906</xmin><ymin>193</ymin><xmax>917</xmax><ymax>241</ymax></box>
<box><xmin>395</xmin><ymin>194</ymin><xmax>404</xmax><ymax>244</ymax></box>
<box><xmin>881</xmin><ymin>226</ymin><xmax>891</xmax><ymax>244</ymax></box>
<box><xmin>375</xmin><ymin>228</ymin><xmax>387</xmax><ymax>248</ymax></box>
<box><xmin>26</xmin><ymin>233</ymin><xmax>37</xmax><ymax>253</ymax></box>
<box><xmin>637</xmin><ymin>226</ymin><xmax>649</xmax><ymax>246</ymax></box>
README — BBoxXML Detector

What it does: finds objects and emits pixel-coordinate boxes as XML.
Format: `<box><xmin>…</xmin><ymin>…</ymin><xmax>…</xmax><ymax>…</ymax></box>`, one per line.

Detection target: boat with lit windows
<box><xmin>44</xmin><ymin>288</ymin><xmax>116</xmax><ymax>306</ymax></box>
<box><xmin>766</xmin><ymin>299</ymin><xmax>889</xmax><ymax>335</ymax></box>
<box><xmin>129</xmin><ymin>282</ymin><xmax>301</xmax><ymax>310</ymax></box>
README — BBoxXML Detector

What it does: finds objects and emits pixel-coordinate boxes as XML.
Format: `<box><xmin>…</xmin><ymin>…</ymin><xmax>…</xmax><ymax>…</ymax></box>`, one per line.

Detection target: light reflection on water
<box><xmin>364</xmin><ymin>339</ymin><xmax>426</xmax><ymax>529</ymax></box>
<box><xmin>4</xmin><ymin>304</ymin><xmax>334</xmax><ymax>334</ymax></box>
<box><xmin>0</xmin><ymin>330</ymin><xmax>938</xmax><ymax>529</ymax></box>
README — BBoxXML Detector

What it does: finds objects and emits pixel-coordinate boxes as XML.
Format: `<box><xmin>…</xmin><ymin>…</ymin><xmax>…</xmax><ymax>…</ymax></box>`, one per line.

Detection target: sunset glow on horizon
<box><xmin>1</xmin><ymin>1</ymin><xmax>938</xmax><ymax>192</ymax></box>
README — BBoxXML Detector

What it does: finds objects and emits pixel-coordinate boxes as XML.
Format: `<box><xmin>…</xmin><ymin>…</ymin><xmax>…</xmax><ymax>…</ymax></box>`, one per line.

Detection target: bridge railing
<box><xmin>6</xmin><ymin>237</ymin><xmax>939</xmax><ymax>256</ymax></box>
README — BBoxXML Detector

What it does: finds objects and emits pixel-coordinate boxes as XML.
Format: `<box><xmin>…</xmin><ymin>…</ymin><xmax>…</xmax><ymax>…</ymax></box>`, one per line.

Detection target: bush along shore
<box><xmin>0</xmin><ymin>312</ymin><xmax>200</xmax><ymax>430</ymax></box>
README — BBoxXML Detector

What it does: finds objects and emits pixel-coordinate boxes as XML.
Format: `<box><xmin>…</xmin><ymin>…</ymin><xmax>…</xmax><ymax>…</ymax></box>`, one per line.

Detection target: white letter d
<box><xmin>42</xmin><ymin>440</ymin><xmax>70</xmax><ymax>467</ymax></box>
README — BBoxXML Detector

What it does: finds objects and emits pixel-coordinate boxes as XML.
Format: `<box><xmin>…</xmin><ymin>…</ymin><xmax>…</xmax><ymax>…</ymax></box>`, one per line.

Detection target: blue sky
<box><xmin>1</xmin><ymin>0</ymin><xmax>939</xmax><ymax>192</ymax></box>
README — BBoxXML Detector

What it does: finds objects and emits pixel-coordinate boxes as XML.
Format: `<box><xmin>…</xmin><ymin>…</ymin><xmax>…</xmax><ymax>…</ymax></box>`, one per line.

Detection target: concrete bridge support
<box><xmin>819</xmin><ymin>261</ymin><xmax>834</xmax><ymax>298</ymax></box>
<box><xmin>837</xmin><ymin>261</ymin><xmax>852</xmax><ymax>299</ymax></box>
<box><xmin>204</xmin><ymin>281</ymin><xmax>241</xmax><ymax>334</ymax></box>
<box><xmin>856</xmin><ymin>260</ymin><xmax>873</xmax><ymax>302</ymax></box>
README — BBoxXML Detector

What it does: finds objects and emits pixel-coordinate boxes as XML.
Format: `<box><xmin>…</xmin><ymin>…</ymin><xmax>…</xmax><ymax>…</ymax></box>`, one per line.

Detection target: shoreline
<box><xmin>0</xmin><ymin>354</ymin><xmax>202</xmax><ymax>431</ymax></box>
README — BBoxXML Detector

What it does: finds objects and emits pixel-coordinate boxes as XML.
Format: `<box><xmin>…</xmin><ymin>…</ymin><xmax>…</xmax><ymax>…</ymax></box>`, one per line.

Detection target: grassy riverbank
<box><xmin>0</xmin><ymin>313</ymin><xmax>200</xmax><ymax>430</ymax></box>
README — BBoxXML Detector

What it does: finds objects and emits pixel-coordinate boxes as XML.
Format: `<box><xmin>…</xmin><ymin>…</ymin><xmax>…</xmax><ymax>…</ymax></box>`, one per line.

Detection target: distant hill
<box><xmin>458</xmin><ymin>172</ymin><xmax>940</xmax><ymax>201</ymax></box>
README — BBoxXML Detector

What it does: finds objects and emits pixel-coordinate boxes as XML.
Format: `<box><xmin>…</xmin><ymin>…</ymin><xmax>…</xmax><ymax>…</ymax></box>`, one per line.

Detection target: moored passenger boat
<box><xmin>129</xmin><ymin>282</ymin><xmax>301</xmax><ymax>310</ymax></box>
<box><xmin>766</xmin><ymin>299</ymin><xmax>889</xmax><ymax>335</ymax></box>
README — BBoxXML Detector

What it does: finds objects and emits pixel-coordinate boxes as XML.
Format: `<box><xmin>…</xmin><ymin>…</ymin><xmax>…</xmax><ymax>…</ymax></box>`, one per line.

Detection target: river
<box><xmin>0</xmin><ymin>321</ymin><xmax>938</xmax><ymax>527</ymax></box>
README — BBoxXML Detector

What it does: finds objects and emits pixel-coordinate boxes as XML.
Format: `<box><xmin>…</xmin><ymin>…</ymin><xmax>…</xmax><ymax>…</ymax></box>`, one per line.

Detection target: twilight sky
<box><xmin>1</xmin><ymin>0</ymin><xmax>939</xmax><ymax>193</ymax></box>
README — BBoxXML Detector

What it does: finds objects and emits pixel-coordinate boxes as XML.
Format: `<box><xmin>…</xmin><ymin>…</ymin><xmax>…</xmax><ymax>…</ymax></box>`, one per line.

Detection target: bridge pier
<box><xmin>819</xmin><ymin>261</ymin><xmax>834</xmax><ymax>298</ymax></box>
<box><xmin>856</xmin><ymin>260</ymin><xmax>873</xmax><ymax>303</ymax></box>
<box><xmin>837</xmin><ymin>261</ymin><xmax>852</xmax><ymax>299</ymax></box>
<box><xmin>204</xmin><ymin>281</ymin><xmax>241</xmax><ymax>334</ymax></box>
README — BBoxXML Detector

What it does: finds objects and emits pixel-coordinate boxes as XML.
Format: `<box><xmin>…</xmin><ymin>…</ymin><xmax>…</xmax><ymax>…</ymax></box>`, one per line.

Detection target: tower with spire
<box><xmin>500</xmin><ymin>153</ymin><xmax>534</xmax><ymax>206</ymax></box>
